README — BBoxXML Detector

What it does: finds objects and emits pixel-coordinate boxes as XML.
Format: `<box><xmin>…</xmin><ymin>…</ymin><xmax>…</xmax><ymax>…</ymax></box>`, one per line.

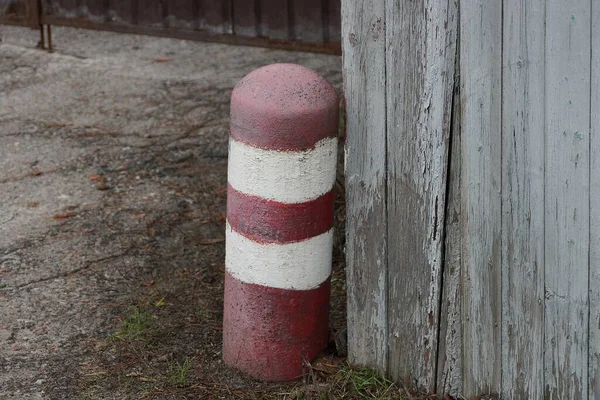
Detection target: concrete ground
<box><xmin>0</xmin><ymin>26</ymin><xmax>342</xmax><ymax>399</ymax></box>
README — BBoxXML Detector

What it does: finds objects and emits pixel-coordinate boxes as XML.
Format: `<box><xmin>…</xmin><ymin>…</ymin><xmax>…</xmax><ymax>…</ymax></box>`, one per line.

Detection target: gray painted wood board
<box><xmin>590</xmin><ymin>3</ymin><xmax>600</xmax><ymax>397</ymax></box>
<box><xmin>544</xmin><ymin>1</ymin><xmax>591</xmax><ymax>398</ymax></box>
<box><xmin>436</xmin><ymin>63</ymin><xmax>463</xmax><ymax>398</ymax></box>
<box><xmin>342</xmin><ymin>0</ymin><xmax>388</xmax><ymax>373</ymax></box>
<box><xmin>385</xmin><ymin>0</ymin><xmax>457</xmax><ymax>391</ymax></box>
<box><xmin>459</xmin><ymin>0</ymin><xmax>503</xmax><ymax>395</ymax></box>
<box><xmin>500</xmin><ymin>0</ymin><xmax>546</xmax><ymax>397</ymax></box>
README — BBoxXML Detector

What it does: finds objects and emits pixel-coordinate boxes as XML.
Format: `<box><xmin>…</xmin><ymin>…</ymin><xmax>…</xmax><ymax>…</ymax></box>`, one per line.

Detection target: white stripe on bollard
<box><xmin>227</xmin><ymin>137</ymin><xmax>338</xmax><ymax>203</ymax></box>
<box><xmin>225</xmin><ymin>223</ymin><xmax>333</xmax><ymax>290</ymax></box>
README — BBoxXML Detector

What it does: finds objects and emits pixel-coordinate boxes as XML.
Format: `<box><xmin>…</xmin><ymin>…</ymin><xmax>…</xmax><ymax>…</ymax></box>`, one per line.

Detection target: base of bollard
<box><xmin>222</xmin><ymin>272</ymin><xmax>330</xmax><ymax>381</ymax></box>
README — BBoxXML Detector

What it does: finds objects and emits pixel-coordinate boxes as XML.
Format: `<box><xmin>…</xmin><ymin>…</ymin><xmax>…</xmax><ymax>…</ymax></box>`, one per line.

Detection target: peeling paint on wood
<box><xmin>436</xmin><ymin>64</ymin><xmax>463</xmax><ymax>398</ymax></box>
<box><xmin>501</xmin><ymin>0</ymin><xmax>545</xmax><ymax>398</ymax></box>
<box><xmin>344</xmin><ymin>0</ymin><xmax>597</xmax><ymax>397</ymax></box>
<box><xmin>544</xmin><ymin>1</ymin><xmax>591</xmax><ymax>398</ymax></box>
<box><xmin>459</xmin><ymin>0</ymin><xmax>502</xmax><ymax>395</ymax></box>
<box><xmin>342</xmin><ymin>0</ymin><xmax>388</xmax><ymax>374</ymax></box>
<box><xmin>590</xmin><ymin>4</ymin><xmax>600</xmax><ymax>398</ymax></box>
<box><xmin>385</xmin><ymin>0</ymin><xmax>457</xmax><ymax>392</ymax></box>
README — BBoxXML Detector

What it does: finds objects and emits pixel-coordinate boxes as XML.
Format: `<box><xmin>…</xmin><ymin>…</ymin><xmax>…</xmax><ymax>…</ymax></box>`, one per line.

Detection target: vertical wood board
<box><xmin>436</xmin><ymin>64</ymin><xmax>463</xmax><ymax>398</ymax></box>
<box><xmin>459</xmin><ymin>0</ymin><xmax>503</xmax><ymax>396</ymax></box>
<box><xmin>385</xmin><ymin>0</ymin><xmax>457</xmax><ymax>391</ymax></box>
<box><xmin>543</xmin><ymin>2</ymin><xmax>591</xmax><ymax>398</ymax></box>
<box><xmin>500</xmin><ymin>0</ymin><xmax>546</xmax><ymax>398</ymax></box>
<box><xmin>590</xmin><ymin>3</ymin><xmax>600</xmax><ymax>397</ymax></box>
<box><xmin>342</xmin><ymin>0</ymin><xmax>388</xmax><ymax>373</ymax></box>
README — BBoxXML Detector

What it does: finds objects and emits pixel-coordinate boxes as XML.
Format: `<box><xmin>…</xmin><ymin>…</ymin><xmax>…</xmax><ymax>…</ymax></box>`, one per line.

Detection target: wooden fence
<box><xmin>343</xmin><ymin>0</ymin><xmax>599</xmax><ymax>398</ymax></box>
<box><xmin>40</xmin><ymin>0</ymin><xmax>340</xmax><ymax>53</ymax></box>
<box><xmin>0</xmin><ymin>0</ymin><xmax>39</xmax><ymax>27</ymax></box>
<box><xmin>1</xmin><ymin>0</ymin><xmax>341</xmax><ymax>54</ymax></box>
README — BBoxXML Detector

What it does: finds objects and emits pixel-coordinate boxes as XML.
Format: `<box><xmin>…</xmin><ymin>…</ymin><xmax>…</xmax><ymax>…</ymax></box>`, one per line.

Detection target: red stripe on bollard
<box><xmin>229</xmin><ymin>64</ymin><xmax>339</xmax><ymax>151</ymax></box>
<box><xmin>223</xmin><ymin>272</ymin><xmax>330</xmax><ymax>381</ymax></box>
<box><xmin>227</xmin><ymin>184</ymin><xmax>335</xmax><ymax>244</ymax></box>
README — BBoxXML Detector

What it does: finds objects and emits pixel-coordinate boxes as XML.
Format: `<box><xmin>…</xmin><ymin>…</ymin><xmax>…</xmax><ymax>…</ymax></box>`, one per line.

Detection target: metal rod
<box><xmin>38</xmin><ymin>24</ymin><xmax>45</xmax><ymax>49</ymax></box>
<box><xmin>47</xmin><ymin>25</ymin><xmax>53</xmax><ymax>53</ymax></box>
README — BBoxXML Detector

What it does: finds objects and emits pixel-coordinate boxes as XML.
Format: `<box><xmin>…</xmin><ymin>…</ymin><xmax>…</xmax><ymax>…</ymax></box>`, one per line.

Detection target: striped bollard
<box><xmin>223</xmin><ymin>63</ymin><xmax>339</xmax><ymax>381</ymax></box>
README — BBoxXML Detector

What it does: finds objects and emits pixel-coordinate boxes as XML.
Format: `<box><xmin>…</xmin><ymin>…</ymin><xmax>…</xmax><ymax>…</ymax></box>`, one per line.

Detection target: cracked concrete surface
<box><xmin>0</xmin><ymin>26</ymin><xmax>341</xmax><ymax>399</ymax></box>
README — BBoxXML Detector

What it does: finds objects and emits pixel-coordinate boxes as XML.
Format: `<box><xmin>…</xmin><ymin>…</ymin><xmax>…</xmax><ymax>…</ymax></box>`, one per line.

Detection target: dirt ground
<box><xmin>0</xmin><ymin>26</ymin><xmax>350</xmax><ymax>399</ymax></box>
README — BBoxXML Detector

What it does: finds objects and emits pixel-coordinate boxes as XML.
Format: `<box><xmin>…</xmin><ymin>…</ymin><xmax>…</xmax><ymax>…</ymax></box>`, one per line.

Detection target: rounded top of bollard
<box><xmin>230</xmin><ymin>63</ymin><xmax>339</xmax><ymax>151</ymax></box>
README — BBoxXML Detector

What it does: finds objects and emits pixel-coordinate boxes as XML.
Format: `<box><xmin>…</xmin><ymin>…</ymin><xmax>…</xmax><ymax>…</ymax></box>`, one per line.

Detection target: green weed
<box><xmin>168</xmin><ymin>357</ymin><xmax>191</xmax><ymax>387</ymax></box>
<box><xmin>109</xmin><ymin>307</ymin><xmax>155</xmax><ymax>341</ymax></box>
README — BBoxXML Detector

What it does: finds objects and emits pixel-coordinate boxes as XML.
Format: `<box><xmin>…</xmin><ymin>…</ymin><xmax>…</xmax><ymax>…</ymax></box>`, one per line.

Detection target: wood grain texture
<box><xmin>500</xmin><ymin>0</ymin><xmax>545</xmax><ymax>398</ymax></box>
<box><xmin>436</xmin><ymin>62</ymin><xmax>463</xmax><ymax>398</ymax></box>
<box><xmin>590</xmin><ymin>4</ymin><xmax>600</xmax><ymax>397</ymax></box>
<box><xmin>342</xmin><ymin>0</ymin><xmax>388</xmax><ymax>373</ymax></box>
<box><xmin>459</xmin><ymin>0</ymin><xmax>502</xmax><ymax>396</ymax></box>
<box><xmin>544</xmin><ymin>2</ymin><xmax>591</xmax><ymax>398</ymax></box>
<box><xmin>385</xmin><ymin>0</ymin><xmax>457</xmax><ymax>391</ymax></box>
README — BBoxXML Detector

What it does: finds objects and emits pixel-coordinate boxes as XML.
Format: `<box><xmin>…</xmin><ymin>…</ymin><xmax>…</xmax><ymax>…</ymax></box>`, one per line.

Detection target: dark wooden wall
<box><xmin>0</xmin><ymin>0</ymin><xmax>40</xmax><ymax>27</ymax></box>
<box><xmin>36</xmin><ymin>0</ymin><xmax>340</xmax><ymax>53</ymax></box>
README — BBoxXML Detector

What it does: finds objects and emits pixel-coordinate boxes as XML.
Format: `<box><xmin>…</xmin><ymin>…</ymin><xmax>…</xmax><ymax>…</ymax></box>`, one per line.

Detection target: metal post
<box><xmin>46</xmin><ymin>25</ymin><xmax>53</xmax><ymax>53</ymax></box>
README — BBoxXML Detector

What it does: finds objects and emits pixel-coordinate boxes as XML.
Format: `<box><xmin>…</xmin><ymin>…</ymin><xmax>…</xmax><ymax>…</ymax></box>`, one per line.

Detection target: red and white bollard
<box><xmin>223</xmin><ymin>63</ymin><xmax>339</xmax><ymax>381</ymax></box>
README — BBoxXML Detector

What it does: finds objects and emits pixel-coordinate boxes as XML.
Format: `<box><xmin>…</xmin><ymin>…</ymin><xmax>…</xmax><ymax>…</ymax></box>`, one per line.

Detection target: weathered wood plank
<box><xmin>590</xmin><ymin>4</ymin><xmax>600</xmax><ymax>397</ymax></box>
<box><xmin>459</xmin><ymin>0</ymin><xmax>502</xmax><ymax>396</ymax></box>
<box><xmin>436</xmin><ymin>57</ymin><xmax>463</xmax><ymax>398</ymax></box>
<box><xmin>500</xmin><ymin>0</ymin><xmax>545</xmax><ymax>398</ymax></box>
<box><xmin>385</xmin><ymin>0</ymin><xmax>457</xmax><ymax>392</ymax></box>
<box><xmin>342</xmin><ymin>0</ymin><xmax>388</xmax><ymax>373</ymax></box>
<box><xmin>544</xmin><ymin>1</ymin><xmax>591</xmax><ymax>398</ymax></box>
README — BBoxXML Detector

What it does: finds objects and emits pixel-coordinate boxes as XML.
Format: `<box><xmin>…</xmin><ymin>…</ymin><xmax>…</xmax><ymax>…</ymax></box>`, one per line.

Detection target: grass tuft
<box><xmin>333</xmin><ymin>366</ymin><xmax>402</xmax><ymax>400</ymax></box>
<box><xmin>338</xmin><ymin>367</ymin><xmax>396</xmax><ymax>399</ymax></box>
<box><xmin>168</xmin><ymin>357</ymin><xmax>191</xmax><ymax>387</ymax></box>
<box><xmin>109</xmin><ymin>307</ymin><xmax>155</xmax><ymax>341</ymax></box>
